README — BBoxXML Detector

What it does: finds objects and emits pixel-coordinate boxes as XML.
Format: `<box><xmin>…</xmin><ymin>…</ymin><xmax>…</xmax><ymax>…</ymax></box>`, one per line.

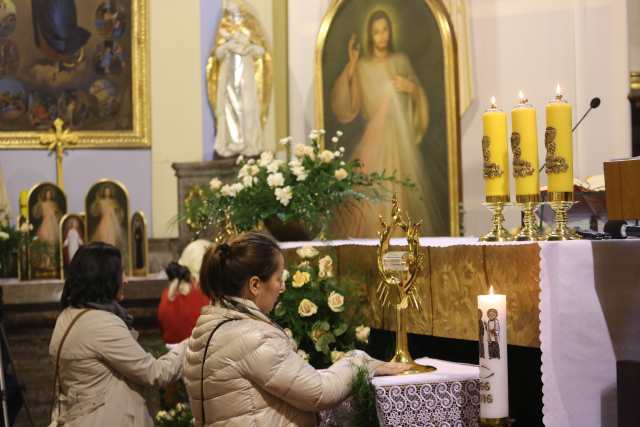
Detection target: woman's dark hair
<box><xmin>165</xmin><ymin>261</ymin><xmax>191</xmax><ymax>282</ymax></box>
<box><xmin>367</xmin><ymin>10</ymin><xmax>394</xmax><ymax>55</ymax></box>
<box><xmin>61</xmin><ymin>242</ymin><xmax>123</xmax><ymax>308</ymax></box>
<box><xmin>199</xmin><ymin>232</ymin><xmax>282</xmax><ymax>300</ymax></box>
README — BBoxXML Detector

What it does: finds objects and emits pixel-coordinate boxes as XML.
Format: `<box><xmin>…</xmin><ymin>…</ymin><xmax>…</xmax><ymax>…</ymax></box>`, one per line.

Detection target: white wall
<box><xmin>287</xmin><ymin>0</ymin><xmax>631</xmax><ymax>236</ymax></box>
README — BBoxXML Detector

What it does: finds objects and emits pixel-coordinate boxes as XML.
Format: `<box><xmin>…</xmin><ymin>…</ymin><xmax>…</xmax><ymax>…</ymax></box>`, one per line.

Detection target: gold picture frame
<box><xmin>314</xmin><ymin>0</ymin><xmax>462</xmax><ymax>236</ymax></box>
<box><xmin>0</xmin><ymin>0</ymin><xmax>150</xmax><ymax>149</ymax></box>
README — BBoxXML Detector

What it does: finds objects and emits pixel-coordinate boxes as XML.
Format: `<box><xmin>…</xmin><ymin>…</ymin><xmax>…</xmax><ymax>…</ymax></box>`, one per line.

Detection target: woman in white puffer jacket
<box><xmin>183</xmin><ymin>232</ymin><xmax>407</xmax><ymax>426</ymax></box>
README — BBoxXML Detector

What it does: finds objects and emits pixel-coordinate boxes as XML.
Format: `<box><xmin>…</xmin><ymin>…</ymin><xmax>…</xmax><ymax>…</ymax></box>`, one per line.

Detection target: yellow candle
<box><xmin>511</xmin><ymin>91</ymin><xmax>539</xmax><ymax>198</ymax></box>
<box><xmin>545</xmin><ymin>84</ymin><xmax>573</xmax><ymax>194</ymax></box>
<box><xmin>19</xmin><ymin>190</ymin><xmax>28</xmax><ymax>218</ymax></box>
<box><xmin>482</xmin><ymin>97</ymin><xmax>509</xmax><ymax>200</ymax></box>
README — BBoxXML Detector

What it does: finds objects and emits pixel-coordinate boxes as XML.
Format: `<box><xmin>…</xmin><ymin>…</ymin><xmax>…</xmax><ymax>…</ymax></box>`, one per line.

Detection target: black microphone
<box><xmin>572</xmin><ymin>97</ymin><xmax>601</xmax><ymax>132</ymax></box>
<box><xmin>603</xmin><ymin>220</ymin><xmax>640</xmax><ymax>239</ymax></box>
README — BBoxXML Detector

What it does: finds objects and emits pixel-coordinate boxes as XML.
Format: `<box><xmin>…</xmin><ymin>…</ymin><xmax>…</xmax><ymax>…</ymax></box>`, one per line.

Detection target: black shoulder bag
<box><xmin>200</xmin><ymin>319</ymin><xmax>235</xmax><ymax>425</ymax></box>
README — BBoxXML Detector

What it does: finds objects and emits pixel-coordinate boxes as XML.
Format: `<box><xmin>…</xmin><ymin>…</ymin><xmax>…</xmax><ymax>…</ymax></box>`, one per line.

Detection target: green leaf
<box><xmin>334</xmin><ymin>322</ymin><xmax>348</xmax><ymax>336</ymax></box>
<box><xmin>314</xmin><ymin>332</ymin><xmax>336</xmax><ymax>353</ymax></box>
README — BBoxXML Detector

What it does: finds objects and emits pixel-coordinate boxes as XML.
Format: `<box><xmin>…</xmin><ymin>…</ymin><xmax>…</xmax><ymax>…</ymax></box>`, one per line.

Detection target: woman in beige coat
<box><xmin>184</xmin><ymin>232</ymin><xmax>407</xmax><ymax>426</ymax></box>
<box><xmin>49</xmin><ymin>242</ymin><xmax>185</xmax><ymax>426</ymax></box>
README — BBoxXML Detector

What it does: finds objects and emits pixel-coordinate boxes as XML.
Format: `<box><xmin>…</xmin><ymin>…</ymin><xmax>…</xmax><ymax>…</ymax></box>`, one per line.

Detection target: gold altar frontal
<box><xmin>285</xmin><ymin>242</ymin><xmax>541</xmax><ymax>348</ymax></box>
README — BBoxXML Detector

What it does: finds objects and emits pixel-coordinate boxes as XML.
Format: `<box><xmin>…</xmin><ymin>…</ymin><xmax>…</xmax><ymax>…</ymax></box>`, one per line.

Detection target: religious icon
<box><xmin>130</xmin><ymin>211</ymin><xmax>147</xmax><ymax>276</ymax></box>
<box><xmin>487</xmin><ymin>308</ymin><xmax>501</xmax><ymax>359</ymax></box>
<box><xmin>317</xmin><ymin>0</ymin><xmax>461</xmax><ymax>237</ymax></box>
<box><xmin>0</xmin><ymin>0</ymin><xmax>149</xmax><ymax>149</ymax></box>
<box><xmin>27</xmin><ymin>182</ymin><xmax>67</xmax><ymax>279</ymax></box>
<box><xmin>479</xmin><ymin>308</ymin><xmax>486</xmax><ymax>359</ymax></box>
<box><xmin>0</xmin><ymin>0</ymin><xmax>17</xmax><ymax>38</ymax></box>
<box><xmin>207</xmin><ymin>0</ymin><xmax>272</xmax><ymax>158</ymax></box>
<box><xmin>85</xmin><ymin>180</ymin><xmax>130</xmax><ymax>273</ymax></box>
<box><xmin>59</xmin><ymin>213</ymin><xmax>85</xmax><ymax>276</ymax></box>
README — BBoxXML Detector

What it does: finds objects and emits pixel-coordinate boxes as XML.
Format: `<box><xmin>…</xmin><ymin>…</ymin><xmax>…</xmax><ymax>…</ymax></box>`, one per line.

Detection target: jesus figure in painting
<box><xmin>331</xmin><ymin>9</ymin><xmax>441</xmax><ymax>237</ymax></box>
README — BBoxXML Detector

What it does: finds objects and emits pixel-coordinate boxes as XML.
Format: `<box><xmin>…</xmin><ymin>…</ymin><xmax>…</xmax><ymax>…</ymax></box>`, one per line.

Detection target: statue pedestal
<box><xmin>172</xmin><ymin>158</ymin><xmax>239</xmax><ymax>242</ymax></box>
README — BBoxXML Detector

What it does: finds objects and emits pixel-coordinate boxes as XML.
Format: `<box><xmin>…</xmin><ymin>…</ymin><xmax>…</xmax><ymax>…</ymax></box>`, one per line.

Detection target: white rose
<box><xmin>238</xmin><ymin>164</ymin><xmax>250</xmax><ymax>178</ymax></box>
<box><xmin>298</xmin><ymin>298</ymin><xmax>318</xmax><ymax>317</ymax></box>
<box><xmin>291</xmin><ymin>165</ymin><xmax>308</xmax><ymax>182</ymax></box>
<box><xmin>282</xmin><ymin>269</ymin><xmax>290</xmax><ymax>282</ymax></box>
<box><xmin>267</xmin><ymin>159</ymin><xmax>284</xmax><ymax>173</ymax></box>
<box><xmin>293</xmin><ymin>143</ymin><xmax>307</xmax><ymax>158</ymax></box>
<box><xmin>235</xmin><ymin>155</ymin><xmax>244</xmax><ymax>165</ymax></box>
<box><xmin>279</xmin><ymin>136</ymin><xmax>292</xmax><ymax>145</ymax></box>
<box><xmin>334</xmin><ymin>168</ymin><xmax>348</xmax><ymax>181</ymax></box>
<box><xmin>308</xmin><ymin>130</ymin><xmax>319</xmax><ymax>140</ymax></box>
<box><xmin>0</xmin><ymin>231</ymin><xmax>9</xmax><ymax>240</ymax></box>
<box><xmin>247</xmin><ymin>158</ymin><xmax>256</xmax><ymax>165</ymax></box>
<box><xmin>259</xmin><ymin>151</ymin><xmax>274</xmax><ymax>167</ymax></box>
<box><xmin>209</xmin><ymin>177</ymin><xmax>223</xmax><ymax>191</ymax></box>
<box><xmin>242</xmin><ymin>175</ymin><xmax>256</xmax><ymax>188</ymax></box>
<box><xmin>296</xmin><ymin>245</ymin><xmax>319</xmax><ymax>259</ymax></box>
<box><xmin>318</xmin><ymin>255</ymin><xmax>333</xmax><ymax>278</ymax></box>
<box><xmin>355</xmin><ymin>325</ymin><xmax>371</xmax><ymax>344</ymax></box>
<box><xmin>275</xmin><ymin>186</ymin><xmax>293</xmax><ymax>206</ymax></box>
<box><xmin>319</xmin><ymin>150</ymin><xmax>334</xmax><ymax>163</ymax></box>
<box><xmin>267</xmin><ymin>172</ymin><xmax>285</xmax><ymax>188</ymax></box>
<box><xmin>331</xmin><ymin>350</ymin><xmax>346</xmax><ymax>363</ymax></box>
<box><xmin>297</xmin><ymin>349</ymin><xmax>310</xmax><ymax>361</ymax></box>
<box><xmin>220</xmin><ymin>184</ymin><xmax>234</xmax><ymax>197</ymax></box>
<box><xmin>284</xmin><ymin>328</ymin><xmax>294</xmax><ymax>339</ymax></box>
<box><xmin>298</xmin><ymin>260</ymin><xmax>310</xmax><ymax>268</ymax></box>
<box><xmin>327</xmin><ymin>291</ymin><xmax>345</xmax><ymax>313</ymax></box>
<box><xmin>231</xmin><ymin>182</ymin><xmax>244</xmax><ymax>194</ymax></box>
<box><xmin>336</xmin><ymin>130</ymin><xmax>343</xmax><ymax>137</ymax></box>
<box><xmin>289</xmin><ymin>159</ymin><xmax>301</xmax><ymax>168</ymax></box>
<box><xmin>249</xmin><ymin>165</ymin><xmax>260</xmax><ymax>176</ymax></box>
<box><xmin>333</xmin><ymin>150</ymin><xmax>341</xmax><ymax>157</ymax></box>
<box><xmin>302</xmin><ymin>145</ymin><xmax>316</xmax><ymax>160</ymax></box>
<box><xmin>340</xmin><ymin>161</ymin><xmax>346</xmax><ymax>166</ymax></box>
<box><xmin>331</xmin><ymin>136</ymin><xmax>339</xmax><ymax>143</ymax></box>
<box><xmin>339</xmin><ymin>147</ymin><xmax>345</xmax><ymax>153</ymax></box>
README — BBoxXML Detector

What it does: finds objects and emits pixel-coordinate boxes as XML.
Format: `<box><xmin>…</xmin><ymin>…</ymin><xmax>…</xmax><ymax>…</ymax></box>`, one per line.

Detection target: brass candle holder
<box><xmin>479</xmin><ymin>417</ymin><xmax>515</xmax><ymax>426</ymax></box>
<box><xmin>546</xmin><ymin>192</ymin><xmax>579</xmax><ymax>240</ymax></box>
<box><xmin>377</xmin><ymin>195</ymin><xmax>435</xmax><ymax>374</ymax></box>
<box><xmin>515</xmin><ymin>194</ymin><xmax>542</xmax><ymax>241</ymax></box>
<box><xmin>480</xmin><ymin>196</ymin><xmax>513</xmax><ymax>242</ymax></box>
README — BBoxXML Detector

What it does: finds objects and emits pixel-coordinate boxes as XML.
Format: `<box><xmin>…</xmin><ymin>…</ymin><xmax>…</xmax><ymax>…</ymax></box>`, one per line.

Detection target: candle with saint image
<box><xmin>545</xmin><ymin>83</ymin><xmax>573</xmax><ymax>193</ymax></box>
<box><xmin>478</xmin><ymin>285</ymin><xmax>509</xmax><ymax>419</ymax></box>
<box><xmin>482</xmin><ymin>96</ymin><xmax>509</xmax><ymax>199</ymax></box>
<box><xmin>511</xmin><ymin>91</ymin><xmax>539</xmax><ymax>197</ymax></box>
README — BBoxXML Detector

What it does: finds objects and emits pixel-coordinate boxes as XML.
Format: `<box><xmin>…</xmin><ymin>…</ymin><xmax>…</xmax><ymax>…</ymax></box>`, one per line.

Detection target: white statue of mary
<box><xmin>212</xmin><ymin>1</ymin><xmax>266</xmax><ymax>158</ymax></box>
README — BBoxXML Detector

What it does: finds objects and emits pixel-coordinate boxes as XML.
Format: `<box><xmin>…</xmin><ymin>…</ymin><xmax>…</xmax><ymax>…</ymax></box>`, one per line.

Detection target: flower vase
<box><xmin>263</xmin><ymin>216</ymin><xmax>321</xmax><ymax>242</ymax></box>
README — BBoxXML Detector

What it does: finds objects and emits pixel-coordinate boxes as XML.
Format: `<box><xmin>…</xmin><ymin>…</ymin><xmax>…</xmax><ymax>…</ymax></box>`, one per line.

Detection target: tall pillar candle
<box><xmin>545</xmin><ymin>84</ymin><xmax>573</xmax><ymax>194</ymax></box>
<box><xmin>482</xmin><ymin>97</ymin><xmax>510</xmax><ymax>201</ymax></box>
<box><xmin>19</xmin><ymin>190</ymin><xmax>28</xmax><ymax>218</ymax></box>
<box><xmin>511</xmin><ymin>92</ymin><xmax>539</xmax><ymax>199</ymax></box>
<box><xmin>478</xmin><ymin>286</ymin><xmax>509</xmax><ymax>419</ymax></box>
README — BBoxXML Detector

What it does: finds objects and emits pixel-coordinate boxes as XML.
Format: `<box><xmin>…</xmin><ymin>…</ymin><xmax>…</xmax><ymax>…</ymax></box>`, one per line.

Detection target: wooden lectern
<box><xmin>603</xmin><ymin>158</ymin><xmax>640</xmax><ymax>220</ymax></box>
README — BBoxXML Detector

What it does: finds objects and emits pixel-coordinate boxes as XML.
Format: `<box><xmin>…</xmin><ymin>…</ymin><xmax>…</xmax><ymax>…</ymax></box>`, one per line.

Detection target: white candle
<box><xmin>478</xmin><ymin>285</ymin><xmax>509</xmax><ymax>419</ymax></box>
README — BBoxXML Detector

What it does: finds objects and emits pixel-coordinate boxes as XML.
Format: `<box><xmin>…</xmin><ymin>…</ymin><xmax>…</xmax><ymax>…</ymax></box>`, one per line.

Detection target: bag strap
<box><xmin>200</xmin><ymin>319</ymin><xmax>235</xmax><ymax>425</ymax></box>
<box><xmin>51</xmin><ymin>308</ymin><xmax>91</xmax><ymax>417</ymax></box>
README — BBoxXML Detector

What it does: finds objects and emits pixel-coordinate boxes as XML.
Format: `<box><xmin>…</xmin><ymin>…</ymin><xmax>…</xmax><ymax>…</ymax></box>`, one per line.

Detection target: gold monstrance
<box><xmin>377</xmin><ymin>195</ymin><xmax>435</xmax><ymax>374</ymax></box>
<box><xmin>39</xmin><ymin>118</ymin><xmax>77</xmax><ymax>190</ymax></box>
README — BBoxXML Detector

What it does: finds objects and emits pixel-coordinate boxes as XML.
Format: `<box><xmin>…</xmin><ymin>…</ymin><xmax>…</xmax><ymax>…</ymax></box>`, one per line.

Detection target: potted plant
<box><xmin>182</xmin><ymin>130</ymin><xmax>413</xmax><ymax>241</ymax></box>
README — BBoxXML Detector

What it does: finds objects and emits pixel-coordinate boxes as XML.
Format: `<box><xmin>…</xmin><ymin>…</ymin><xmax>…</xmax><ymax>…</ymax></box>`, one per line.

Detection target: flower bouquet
<box><xmin>154</xmin><ymin>403</ymin><xmax>193</xmax><ymax>427</ymax></box>
<box><xmin>182</xmin><ymin>130</ymin><xmax>413</xmax><ymax>240</ymax></box>
<box><xmin>271</xmin><ymin>245</ymin><xmax>371</xmax><ymax>368</ymax></box>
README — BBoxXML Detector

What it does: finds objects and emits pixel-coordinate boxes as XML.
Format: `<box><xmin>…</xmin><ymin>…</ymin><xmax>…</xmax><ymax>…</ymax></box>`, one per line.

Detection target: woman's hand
<box><xmin>374</xmin><ymin>362</ymin><xmax>412</xmax><ymax>376</ymax></box>
<box><xmin>393</xmin><ymin>75</ymin><xmax>416</xmax><ymax>94</ymax></box>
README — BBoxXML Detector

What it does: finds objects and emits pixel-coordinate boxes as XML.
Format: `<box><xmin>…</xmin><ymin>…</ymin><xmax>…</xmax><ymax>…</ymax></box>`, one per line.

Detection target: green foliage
<box><xmin>181</xmin><ymin>130</ymin><xmax>414</xmax><ymax>238</ymax></box>
<box><xmin>271</xmin><ymin>246</ymin><xmax>371</xmax><ymax>368</ymax></box>
<box><xmin>351</xmin><ymin>366</ymin><xmax>380</xmax><ymax>427</ymax></box>
<box><xmin>154</xmin><ymin>403</ymin><xmax>193</xmax><ymax>427</ymax></box>
<box><xmin>0</xmin><ymin>224</ymin><xmax>22</xmax><ymax>277</ymax></box>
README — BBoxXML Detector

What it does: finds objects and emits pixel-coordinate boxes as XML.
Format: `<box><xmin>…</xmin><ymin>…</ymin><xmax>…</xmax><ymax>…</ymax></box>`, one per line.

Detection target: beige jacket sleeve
<box><xmin>238</xmin><ymin>330</ymin><xmax>381</xmax><ymax>412</ymax></box>
<box><xmin>91</xmin><ymin>313</ymin><xmax>185</xmax><ymax>387</ymax></box>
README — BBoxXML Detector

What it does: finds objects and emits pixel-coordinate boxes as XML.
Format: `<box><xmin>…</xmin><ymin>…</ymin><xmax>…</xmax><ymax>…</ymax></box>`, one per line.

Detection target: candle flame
<box><xmin>489</xmin><ymin>285</ymin><xmax>495</xmax><ymax>295</ymax></box>
<box><xmin>490</xmin><ymin>96</ymin><xmax>496</xmax><ymax>107</ymax></box>
<box><xmin>518</xmin><ymin>90</ymin><xmax>526</xmax><ymax>104</ymax></box>
<box><xmin>555</xmin><ymin>83</ymin><xmax>562</xmax><ymax>96</ymax></box>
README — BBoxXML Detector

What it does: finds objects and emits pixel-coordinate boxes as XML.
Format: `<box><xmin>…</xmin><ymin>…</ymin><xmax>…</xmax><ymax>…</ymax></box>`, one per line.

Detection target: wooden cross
<box><xmin>39</xmin><ymin>118</ymin><xmax>77</xmax><ymax>190</ymax></box>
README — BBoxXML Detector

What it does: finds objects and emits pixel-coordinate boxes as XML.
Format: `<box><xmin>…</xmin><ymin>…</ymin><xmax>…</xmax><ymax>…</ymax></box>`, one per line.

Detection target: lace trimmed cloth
<box><xmin>320</xmin><ymin>357</ymin><xmax>480</xmax><ymax>427</ymax></box>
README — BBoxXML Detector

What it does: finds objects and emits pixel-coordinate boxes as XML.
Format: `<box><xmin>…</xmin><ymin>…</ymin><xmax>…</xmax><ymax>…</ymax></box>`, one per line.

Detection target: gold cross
<box><xmin>39</xmin><ymin>118</ymin><xmax>77</xmax><ymax>190</ymax></box>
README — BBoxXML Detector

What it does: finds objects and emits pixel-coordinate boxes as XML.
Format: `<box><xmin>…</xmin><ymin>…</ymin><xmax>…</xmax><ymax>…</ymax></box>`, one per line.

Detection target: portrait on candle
<box><xmin>27</xmin><ymin>182</ymin><xmax>67</xmax><ymax>279</ymax></box>
<box><xmin>316</xmin><ymin>0</ymin><xmax>461</xmax><ymax>237</ymax></box>
<box><xmin>130</xmin><ymin>211</ymin><xmax>147</xmax><ymax>276</ymax></box>
<box><xmin>59</xmin><ymin>213</ymin><xmax>85</xmax><ymax>276</ymax></box>
<box><xmin>85</xmin><ymin>180</ymin><xmax>130</xmax><ymax>273</ymax></box>
<box><xmin>487</xmin><ymin>308</ymin><xmax>501</xmax><ymax>359</ymax></box>
<box><xmin>0</xmin><ymin>0</ymin><xmax>149</xmax><ymax>148</ymax></box>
